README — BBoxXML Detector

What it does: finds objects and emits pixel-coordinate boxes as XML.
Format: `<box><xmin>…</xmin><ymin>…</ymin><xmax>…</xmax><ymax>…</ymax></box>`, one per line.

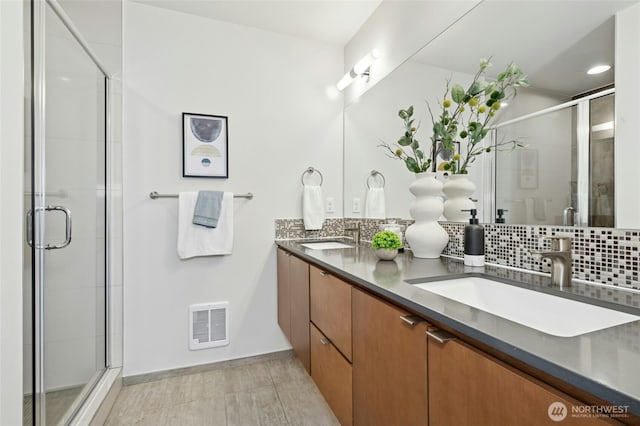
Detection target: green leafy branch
<box><xmin>378</xmin><ymin>105</ymin><xmax>433</xmax><ymax>173</ymax></box>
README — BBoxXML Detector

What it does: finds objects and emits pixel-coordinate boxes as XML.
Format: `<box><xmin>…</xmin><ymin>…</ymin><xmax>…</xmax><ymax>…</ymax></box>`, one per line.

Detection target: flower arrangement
<box><xmin>380</xmin><ymin>58</ymin><xmax>528</xmax><ymax>174</ymax></box>
<box><xmin>371</xmin><ymin>230</ymin><xmax>403</xmax><ymax>250</ymax></box>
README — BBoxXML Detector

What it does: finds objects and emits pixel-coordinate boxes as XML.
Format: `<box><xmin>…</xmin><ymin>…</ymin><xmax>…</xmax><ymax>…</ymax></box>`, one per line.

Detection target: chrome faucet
<box><xmin>344</xmin><ymin>222</ymin><xmax>361</xmax><ymax>245</ymax></box>
<box><xmin>531</xmin><ymin>236</ymin><xmax>572</xmax><ymax>287</ymax></box>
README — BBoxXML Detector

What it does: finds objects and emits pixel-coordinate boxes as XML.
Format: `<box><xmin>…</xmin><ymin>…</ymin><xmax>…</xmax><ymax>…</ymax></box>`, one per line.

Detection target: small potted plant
<box><xmin>371</xmin><ymin>230</ymin><xmax>403</xmax><ymax>260</ymax></box>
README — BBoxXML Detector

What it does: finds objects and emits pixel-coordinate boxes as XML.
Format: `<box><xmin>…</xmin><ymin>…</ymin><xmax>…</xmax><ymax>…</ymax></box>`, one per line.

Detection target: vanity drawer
<box><xmin>310</xmin><ymin>323</ymin><xmax>353</xmax><ymax>426</ymax></box>
<box><xmin>310</xmin><ymin>265</ymin><xmax>352</xmax><ymax>361</ymax></box>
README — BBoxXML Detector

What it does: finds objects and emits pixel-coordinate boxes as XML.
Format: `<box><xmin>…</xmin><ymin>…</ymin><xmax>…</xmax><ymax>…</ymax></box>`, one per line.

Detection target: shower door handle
<box><xmin>26</xmin><ymin>205</ymin><xmax>72</xmax><ymax>249</ymax></box>
<box><xmin>46</xmin><ymin>206</ymin><xmax>72</xmax><ymax>249</ymax></box>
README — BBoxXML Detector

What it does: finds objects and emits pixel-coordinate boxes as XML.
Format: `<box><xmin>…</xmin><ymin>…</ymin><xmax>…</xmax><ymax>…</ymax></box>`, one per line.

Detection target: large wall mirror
<box><xmin>344</xmin><ymin>0</ymin><xmax>640</xmax><ymax>228</ymax></box>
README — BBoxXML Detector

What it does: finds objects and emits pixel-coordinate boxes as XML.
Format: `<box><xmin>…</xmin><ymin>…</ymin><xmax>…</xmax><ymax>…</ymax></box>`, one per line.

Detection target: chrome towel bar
<box><xmin>149</xmin><ymin>191</ymin><xmax>253</xmax><ymax>200</ymax></box>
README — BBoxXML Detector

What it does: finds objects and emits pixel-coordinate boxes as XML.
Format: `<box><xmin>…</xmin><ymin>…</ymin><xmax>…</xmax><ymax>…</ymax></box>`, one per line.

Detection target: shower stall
<box><xmin>24</xmin><ymin>0</ymin><xmax>120</xmax><ymax>424</ymax></box>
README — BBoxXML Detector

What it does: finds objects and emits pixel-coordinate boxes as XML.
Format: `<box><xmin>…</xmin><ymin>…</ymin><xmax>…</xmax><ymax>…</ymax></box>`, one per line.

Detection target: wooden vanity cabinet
<box><xmin>276</xmin><ymin>248</ymin><xmax>310</xmax><ymax>373</ymax></box>
<box><xmin>428</xmin><ymin>331</ymin><xmax>617</xmax><ymax>426</ymax></box>
<box><xmin>352</xmin><ymin>288</ymin><xmax>429</xmax><ymax>426</ymax></box>
<box><xmin>311</xmin><ymin>324</ymin><xmax>353</xmax><ymax>426</ymax></box>
<box><xmin>309</xmin><ymin>265</ymin><xmax>353</xmax><ymax>425</ymax></box>
<box><xmin>309</xmin><ymin>265</ymin><xmax>352</xmax><ymax>361</ymax></box>
<box><xmin>276</xmin><ymin>248</ymin><xmax>291</xmax><ymax>340</ymax></box>
<box><xmin>278</xmin><ymin>248</ymin><xmax>629</xmax><ymax>426</ymax></box>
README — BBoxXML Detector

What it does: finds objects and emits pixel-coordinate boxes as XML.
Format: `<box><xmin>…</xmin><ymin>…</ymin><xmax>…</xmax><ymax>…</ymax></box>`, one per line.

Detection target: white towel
<box><xmin>364</xmin><ymin>187</ymin><xmax>386</xmax><ymax>219</ymax></box>
<box><xmin>178</xmin><ymin>191</ymin><xmax>234</xmax><ymax>259</ymax></box>
<box><xmin>525</xmin><ymin>197</ymin><xmax>548</xmax><ymax>222</ymax></box>
<box><xmin>302</xmin><ymin>185</ymin><xmax>325</xmax><ymax>230</ymax></box>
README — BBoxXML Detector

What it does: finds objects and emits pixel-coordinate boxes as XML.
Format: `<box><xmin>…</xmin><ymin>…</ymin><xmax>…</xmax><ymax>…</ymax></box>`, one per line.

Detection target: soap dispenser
<box><xmin>496</xmin><ymin>209</ymin><xmax>508</xmax><ymax>224</ymax></box>
<box><xmin>462</xmin><ymin>209</ymin><xmax>485</xmax><ymax>267</ymax></box>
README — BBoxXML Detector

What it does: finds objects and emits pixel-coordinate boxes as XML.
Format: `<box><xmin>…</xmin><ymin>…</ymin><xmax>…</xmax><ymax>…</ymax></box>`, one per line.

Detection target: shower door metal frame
<box><xmin>30</xmin><ymin>0</ymin><xmax>112</xmax><ymax>423</ymax></box>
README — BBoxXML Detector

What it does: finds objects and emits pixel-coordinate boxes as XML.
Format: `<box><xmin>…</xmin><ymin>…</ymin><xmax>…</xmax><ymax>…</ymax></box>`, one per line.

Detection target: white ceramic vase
<box><xmin>405</xmin><ymin>172</ymin><xmax>449</xmax><ymax>258</ymax></box>
<box><xmin>443</xmin><ymin>174</ymin><xmax>476</xmax><ymax>221</ymax></box>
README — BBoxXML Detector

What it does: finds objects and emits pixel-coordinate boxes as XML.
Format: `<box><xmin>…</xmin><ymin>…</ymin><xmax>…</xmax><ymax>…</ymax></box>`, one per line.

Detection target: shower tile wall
<box><xmin>275</xmin><ymin>218</ymin><xmax>640</xmax><ymax>290</ymax></box>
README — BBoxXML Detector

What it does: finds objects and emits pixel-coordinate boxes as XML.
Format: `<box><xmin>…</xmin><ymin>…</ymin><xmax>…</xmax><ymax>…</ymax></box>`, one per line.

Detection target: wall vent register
<box><xmin>189</xmin><ymin>302</ymin><xmax>229</xmax><ymax>350</ymax></box>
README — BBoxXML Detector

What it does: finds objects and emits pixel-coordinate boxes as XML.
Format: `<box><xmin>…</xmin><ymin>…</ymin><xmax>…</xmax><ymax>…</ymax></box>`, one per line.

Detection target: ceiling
<box><xmin>412</xmin><ymin>1</ymin><xmax>637</xmax><ymax>98</ymax></box>
<box><xmin>134</xmin><ymin>0</ymin><xmax>382</xmax><ymax>45</ymax></box>
<box><xmin>132</xmin><ymin>0</ymin><xmax>638</xmax><ymax>97</ymax></box>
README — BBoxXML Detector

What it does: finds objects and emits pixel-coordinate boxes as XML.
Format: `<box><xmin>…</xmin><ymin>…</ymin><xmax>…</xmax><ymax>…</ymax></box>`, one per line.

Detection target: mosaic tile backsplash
<box><xmin>275</xmin><ymin>218</ymin><xmax>640</xmax><ymax>290</ymax></box>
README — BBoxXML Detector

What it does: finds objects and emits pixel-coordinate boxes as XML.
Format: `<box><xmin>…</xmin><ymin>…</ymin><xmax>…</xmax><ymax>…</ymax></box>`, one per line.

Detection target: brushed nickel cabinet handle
<box><xmin>319</xmin><ymin>271</ymin><xmax>330</xmax><ymax>277</ymax></box>
<box><xmin>320</xmin><ymin>337</ymin><xmax>331</xmax><ymax>345</ymax></box>
<box><xmin>400</xmin><ymin>315</ymin><xmax>424</xmax><ymax>327</ymax></box>
<box><xmin>426</xmin><ymin>330</ymin><xmax>457</xmax><ymax>344</ymax></box>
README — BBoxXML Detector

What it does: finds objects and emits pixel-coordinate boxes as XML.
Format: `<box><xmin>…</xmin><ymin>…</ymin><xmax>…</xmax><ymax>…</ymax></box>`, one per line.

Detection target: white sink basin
<box><xmin>300</xmin><ymin>241</ymin><xmax>353</xmax><ymax>250</ymax></box>
<box><xmin>414</xmin><ymin>277</ymin><xmax>640</xmax><ymax>337</ymax></box>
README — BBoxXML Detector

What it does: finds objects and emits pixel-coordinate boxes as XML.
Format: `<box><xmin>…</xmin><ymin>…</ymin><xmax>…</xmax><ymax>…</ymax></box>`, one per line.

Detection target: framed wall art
<box><xmin>519</xmin><ymin>148</ymin><xmax>538</xmax><ymax>189</ymax></box>
<box><xmin>182</xmin><ymin>112</ymin><xmax>228</xmax><ymax>178</ymax></box>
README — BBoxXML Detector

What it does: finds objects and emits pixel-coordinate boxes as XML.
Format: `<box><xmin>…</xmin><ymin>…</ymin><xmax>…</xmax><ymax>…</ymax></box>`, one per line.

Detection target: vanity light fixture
<box><xmin>336</xmin><ymin>49</ymin><xmax>381</xmax><ymax>91</ymax></box>
<box><xmin>587</xmin><ymin>64</ymin><xmax>611</xmax><ymax>75</ymax></box>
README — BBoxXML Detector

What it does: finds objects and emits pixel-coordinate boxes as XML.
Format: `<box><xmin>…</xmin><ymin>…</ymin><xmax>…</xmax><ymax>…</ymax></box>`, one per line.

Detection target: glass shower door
<box><xmin>29</xmin><ymin>1</ymin><xmax>107</xmax><ymax>423</ymax></box>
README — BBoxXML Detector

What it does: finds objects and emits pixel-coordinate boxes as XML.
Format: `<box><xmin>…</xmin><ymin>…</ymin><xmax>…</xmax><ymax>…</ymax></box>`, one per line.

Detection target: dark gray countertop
<box><xmin>276</xmin><ymin>239</ymin><xmax>640</xmax><ymax>416</ymax></box>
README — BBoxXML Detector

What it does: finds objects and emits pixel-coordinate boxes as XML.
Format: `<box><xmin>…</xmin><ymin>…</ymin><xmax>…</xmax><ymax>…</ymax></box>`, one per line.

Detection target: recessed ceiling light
<box><xmin>587</xmin><ymin>65</ymin><xmax>611</xmax><ymax>75</ymax></box>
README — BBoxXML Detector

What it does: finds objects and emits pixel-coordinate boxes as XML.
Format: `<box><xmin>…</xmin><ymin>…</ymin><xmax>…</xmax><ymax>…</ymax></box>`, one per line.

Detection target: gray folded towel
<box><xmin>193</xmin><ymin>190</ymin><xmax>224</xmax><ymax>228</ymax></box>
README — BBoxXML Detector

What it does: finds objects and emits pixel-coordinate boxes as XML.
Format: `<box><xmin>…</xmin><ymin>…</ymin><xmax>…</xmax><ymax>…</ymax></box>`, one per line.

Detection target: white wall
<box><xmin>615</xmin><ymin>2</ymin><xmax>640</xmax><ymax>228</ymax></box>
<box><xmin>343</xmin><ymin>1</ymin><xmax>479</xmax><ymax>105</ymax></box>
<box><xmin>0</xmin><ymin>0</ymin><xmax>24</xmax><ymax>423</ymax></box>
<box><xmin>123</xmin><ymin>2</ymin><xmax>343</xmax><ymax>376</ymax></box>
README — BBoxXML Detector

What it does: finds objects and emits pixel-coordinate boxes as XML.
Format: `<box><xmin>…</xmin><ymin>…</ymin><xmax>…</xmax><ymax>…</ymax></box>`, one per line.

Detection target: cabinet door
<box><xmin>276</xmin><ymin>248</ymin><xmax>291</xmax><ymax>340</ymax></box>
<box><xmin>352</xmin><ymin>288</ymin><xmax>428</xmax><ymax>426</ymax></box>
<box><xmin>290</xmin><ymin>255</ymin><xmax>310</xmax><ymax>373</ymax></box>
<box><xmin>310</xmin><ymin>265</ymin><xmax>352</xmax><ymax>361</ymax></box>
<box><xmin>311</xmin><ymin>323</ymin><xmax>353</xmax><ymax>426</ymax></box>
<box><xmin>428</xmin><ymin>333</ymin><xmax>617</xmax><ymax>425</ymax></box>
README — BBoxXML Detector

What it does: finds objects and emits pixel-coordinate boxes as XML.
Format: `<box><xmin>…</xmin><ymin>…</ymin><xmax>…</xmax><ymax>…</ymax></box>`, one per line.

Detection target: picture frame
<box><xmin>433</xmin><ymin>141</ymin><xmax>460</xmax><ymax>181</ymax></box>
<box><xmin>519</xmin><ymin>149</ymin><xmax>538</xmax><ymax>189</ymax></box>
<box><xmin>182</xmin><ymin>112</ymin><xmax>228</xmax><ymax>178</ymax></box>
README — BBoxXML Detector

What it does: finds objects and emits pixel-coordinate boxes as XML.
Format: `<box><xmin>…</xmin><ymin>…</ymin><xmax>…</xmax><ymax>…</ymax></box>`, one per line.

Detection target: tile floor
<box><xmin>23</xmin><ymin>386</ymin><xmax>84</xmax><ymax>425</ymax></box>
<box><xmin>105</xmin><ymin>355</ymin><xmax>339</xmax><ymax>425</ymax></box>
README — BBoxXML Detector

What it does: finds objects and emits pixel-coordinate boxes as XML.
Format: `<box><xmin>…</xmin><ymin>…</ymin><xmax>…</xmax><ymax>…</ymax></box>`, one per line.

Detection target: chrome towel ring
<box><xmin>301</xmin><ymin>167</ymin><xmax>323</xmax><ymax>186</ymax></box>
<box><xmin>366</xmin><ymin>170</ymin><xmax>386</xmax><ymax>189</ymax></box>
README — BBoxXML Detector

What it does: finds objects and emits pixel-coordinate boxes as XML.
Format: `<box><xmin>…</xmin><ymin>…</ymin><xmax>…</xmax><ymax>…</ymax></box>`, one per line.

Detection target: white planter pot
<box><xmin>404</xmin><ymin>172</ymin><xmax>449</xmax><ymax>258</ymax></box>
<box><xmin>443</xmin><ymin>174</ymin><xmax>476</xmax><ymax>221</ymax></box>
<box><xmin>374</xmin><ymin>248</ymin><xmax>398</xmax><ymax>261</ymax></box>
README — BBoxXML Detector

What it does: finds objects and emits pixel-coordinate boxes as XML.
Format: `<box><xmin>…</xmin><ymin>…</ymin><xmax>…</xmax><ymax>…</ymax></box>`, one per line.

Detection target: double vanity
<box><xmin>276</xmin><ymin>239</ymin><xmax>640</xmax><ymax>425</ymax></box>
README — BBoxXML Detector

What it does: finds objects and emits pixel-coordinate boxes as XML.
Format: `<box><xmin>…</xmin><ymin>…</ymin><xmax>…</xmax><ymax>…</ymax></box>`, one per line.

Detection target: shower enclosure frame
<box><xmin>30</xmin><ymin>0</ymin><xmax>112</xmax><ymax>423</ymax></box>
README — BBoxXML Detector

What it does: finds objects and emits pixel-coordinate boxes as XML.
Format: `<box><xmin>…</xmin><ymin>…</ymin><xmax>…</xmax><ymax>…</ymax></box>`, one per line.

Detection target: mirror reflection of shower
<box><xmin>494</xmin><ymin>89</ymin><xmax>614</xmax><ymax>227</ymax></box>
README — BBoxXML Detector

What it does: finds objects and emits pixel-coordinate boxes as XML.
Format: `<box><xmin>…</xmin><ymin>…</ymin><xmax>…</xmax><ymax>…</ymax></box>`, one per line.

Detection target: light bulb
<box><xmin>353</xmin><ymin>49</ymin><xmax>381</xmax><ymax>75</ymax></box>
<box><xmin>336</xmin><ymin>73</ymin><xmax>355</xmax><ymax>91</ymax></box>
